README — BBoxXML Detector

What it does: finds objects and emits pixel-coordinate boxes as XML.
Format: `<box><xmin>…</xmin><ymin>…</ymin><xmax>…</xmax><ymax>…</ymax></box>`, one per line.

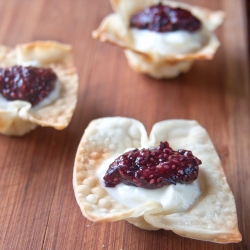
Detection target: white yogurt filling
<box><xmin>0</xmin><ymin>61</ymin><xmax>60</xmax><ymax>110</ymax></box>
<box><xmin>97</xmin><ymin>154</ymin><xmax>201</xmax><ymax>213</ymax></box>
<box><xmin>131</xmin><ymin>28</ymin><xmax>206</xmax><ymax>55</ymax></box>
<box><xmin>20</xmin><ymin>60</ymin><xmax>41</xmax><ymax>67</ymax></box>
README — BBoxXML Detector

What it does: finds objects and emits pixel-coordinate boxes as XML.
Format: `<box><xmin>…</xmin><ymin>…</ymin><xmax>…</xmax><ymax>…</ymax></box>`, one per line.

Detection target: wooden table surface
<box><xmin>0</xmin><ymin>0</ymin><xmax>249</xmax><ymax>249</ymax></box>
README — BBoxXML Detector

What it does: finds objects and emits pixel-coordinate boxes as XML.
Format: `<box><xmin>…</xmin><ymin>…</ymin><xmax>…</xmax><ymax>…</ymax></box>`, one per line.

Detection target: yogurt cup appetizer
<box><xmin>73</xmin><ymin>117</ymin><xmax>241</xmax><ymax>243</ymax></box>
<box><xmin>93</xmin><ymin>0</ymin><xmax>224</xmax><ymax>79</ymax></box>
<box><xmin>0</xmin><ymin>41</ymin><xmax>78</xmax><ymax>136</ymax></box>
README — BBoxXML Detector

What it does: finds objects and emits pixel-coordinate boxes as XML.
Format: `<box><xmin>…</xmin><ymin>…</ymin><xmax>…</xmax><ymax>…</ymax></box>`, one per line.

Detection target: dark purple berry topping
<box><xmin>0</xmin><ymin>66</ymin><xmax>57</xmax><ymax>106</ymax></box>
<box><xmin>104</xmin><ymin>142</ymin><xmax>201</xmax><ymax>189</ymax></box>
<box><xmin>130</xmin><ymin>3</ymin><xmax>201</xmax><ymax>32</ymax></box>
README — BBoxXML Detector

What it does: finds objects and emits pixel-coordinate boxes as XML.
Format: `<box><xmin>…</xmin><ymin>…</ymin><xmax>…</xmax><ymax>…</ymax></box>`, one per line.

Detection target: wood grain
<box><xmin>0</xmin><ymin>0</ymin><xmax>249</xmax><ymax>249</ymax></box>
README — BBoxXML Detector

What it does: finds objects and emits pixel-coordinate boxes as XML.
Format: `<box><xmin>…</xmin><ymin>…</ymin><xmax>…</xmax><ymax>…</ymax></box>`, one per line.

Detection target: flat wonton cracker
<box><xmin>0</xmin><ymin>41</ymin><xmax>78</xmax><ymax>136</ymax></box>
<box><xmin>93</xmin><ymin>0</ymin><xmax>224</xmax><ymax>79</ymax></box>
<box><xmin>73</xmin><ymin>117</ymin><xmax>242</xmax><ymax>243</ymax></box>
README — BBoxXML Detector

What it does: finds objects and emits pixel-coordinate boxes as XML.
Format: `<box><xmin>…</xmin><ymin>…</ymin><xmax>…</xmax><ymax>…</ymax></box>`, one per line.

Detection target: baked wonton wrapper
<box><xmin>73</xmin><ymin>117</ymin><xmax>241</xmax><ymax>243</ymax></box>
<box><xmin>0</xmin><ymin>41</ymin><xmax>78</xmax><ymax>136</ymax></box>
<box><xmin>93</xmin><ymin>0</ymin><xmax>224</xmax><ymax>79</ymax></box>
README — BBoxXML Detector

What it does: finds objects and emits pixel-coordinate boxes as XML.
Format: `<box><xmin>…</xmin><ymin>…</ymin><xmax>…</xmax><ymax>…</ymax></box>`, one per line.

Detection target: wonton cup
<box><xmin>0</xmin><ymin>41</ymin><xmax>78</xmax><ymax>136</ymax></box>
<box><xmin>93</xmin><ymin>0</ymin><xmax>224</xmax><ymax>79</ymax></box>
<box><xmin>73</xmin><ymin>117</ymin><xmax>241</xmax><ymax>243</ymax></box>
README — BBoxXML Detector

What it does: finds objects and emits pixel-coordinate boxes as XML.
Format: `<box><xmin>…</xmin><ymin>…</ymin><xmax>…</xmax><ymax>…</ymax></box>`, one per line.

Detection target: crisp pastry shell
<box><xmin>73</xmin><ymin>117</ymin><xmax>241</xmax><ymax>243</ymax></box>
<box><xmin>93</xmin><ymin>0</ymin><xmax>224</xmax><ymax>78</ymax></box>
<box><xmin>124</xmin><ymin>49</ymin><xmax>194</xmax><ymax>79</ymax></box>
<box><xmin>0</xmin><ymin>41</ymin><xmax>78</xmax><ymax>136</ymax></box>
